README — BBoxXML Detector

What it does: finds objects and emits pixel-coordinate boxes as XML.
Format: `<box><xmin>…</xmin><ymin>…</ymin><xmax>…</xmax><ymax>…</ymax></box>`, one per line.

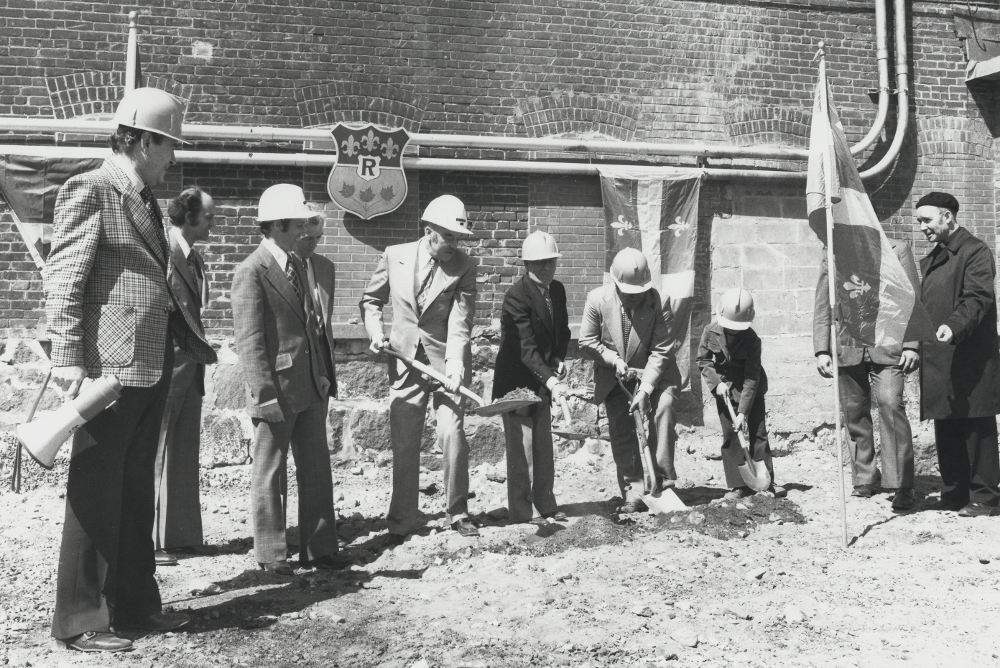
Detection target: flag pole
<box><xmin>818</xmin><ymin>42</ymin><xmax>849</xmax><ymax>549</ymax></box>
<box><xmin>125</xmin><ymin>11</ymin><xmax>139</xmax><ymax>93</ymax></box>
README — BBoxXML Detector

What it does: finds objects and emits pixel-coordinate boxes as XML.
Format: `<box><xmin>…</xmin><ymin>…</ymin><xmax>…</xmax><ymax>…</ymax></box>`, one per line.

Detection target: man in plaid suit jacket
<box><xmin>45</xmin><ymin>89</ymin><xmax>216</xmax><ymax>653</ymax></box>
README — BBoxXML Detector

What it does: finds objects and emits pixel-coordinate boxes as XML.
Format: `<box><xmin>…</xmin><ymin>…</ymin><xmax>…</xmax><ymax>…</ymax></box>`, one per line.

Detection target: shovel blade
<box><xmin>642</xmin><ymin>487</ymin><xmax>687</xmax><ymax>514</ymax></box>
<box><xmin>738</xmin><ymin>452</ymin><xmax>772</xmax><ymax>492</ymax></box>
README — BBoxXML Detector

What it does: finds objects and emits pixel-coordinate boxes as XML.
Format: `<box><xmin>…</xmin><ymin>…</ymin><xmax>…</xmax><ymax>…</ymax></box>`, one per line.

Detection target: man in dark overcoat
<box><xmin>916</xmin><ymin>191</ymin><xmax>1000</xmax><ymax>517</ymax></box>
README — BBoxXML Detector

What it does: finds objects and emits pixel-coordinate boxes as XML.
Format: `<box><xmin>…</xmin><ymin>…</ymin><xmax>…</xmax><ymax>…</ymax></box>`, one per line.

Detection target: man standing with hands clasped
<box><xmin>361</xmin><ymin>194</ymin><xmax>478</xmax><ymax>541</ymax></box>
<box><xmin>916</xmin><ymin>192</ymin><xmax>1000</xmax><ymax>517</ymax></box>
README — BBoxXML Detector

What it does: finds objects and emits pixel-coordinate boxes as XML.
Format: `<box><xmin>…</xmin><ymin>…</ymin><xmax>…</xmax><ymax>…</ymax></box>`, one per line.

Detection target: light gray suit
<box><xmin>360</xmin><ymin>238</ymin><xmax>477</xmax><ymax>535</ymax></box>
<box><xmin>232</xmin><ymin>242</ymin><xmax>338</xmax><ymax>564</ymax></box>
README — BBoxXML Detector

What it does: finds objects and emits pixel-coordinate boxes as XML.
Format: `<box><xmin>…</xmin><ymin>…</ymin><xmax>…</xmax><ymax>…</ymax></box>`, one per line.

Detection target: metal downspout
<box><xmin>859</xmin><ymin>0</ymin><xmax>908</xmax><ymax>179</ymax></box>
<box><xmin>851</xmin><ymin>0</ymin><xmax>890</xmax><ymax>156</ymax></box>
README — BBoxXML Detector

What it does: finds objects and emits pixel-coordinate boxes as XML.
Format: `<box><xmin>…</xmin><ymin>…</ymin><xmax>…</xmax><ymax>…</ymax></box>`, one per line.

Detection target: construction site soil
<box><xmin>1</xmin><ymin>430</ymin><xmax>998</xmax><ymax>668</ymax></box>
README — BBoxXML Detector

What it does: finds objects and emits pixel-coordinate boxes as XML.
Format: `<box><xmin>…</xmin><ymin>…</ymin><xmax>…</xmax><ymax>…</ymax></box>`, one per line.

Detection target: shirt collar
<box><xmin>169</xmin><ymin>226</ymin><xmax>192</xmax><ymax>258</ymax></box>
<box><xmin>107</xmin><ymin>154</ymin><xmax>146</xmax><ymax>191</ymax></box>
<box><xmin>261</xmin><ymin>236</ymin><xmax>289</xmax><ymax>270</ymax></box>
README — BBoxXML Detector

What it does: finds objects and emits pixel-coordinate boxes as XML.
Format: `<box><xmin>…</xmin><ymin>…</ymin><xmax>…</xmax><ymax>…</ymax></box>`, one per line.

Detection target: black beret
<box><xmin>915</xmin><ymin>192</ymin><xmax>959</xmax><ymax>214</ymax></box>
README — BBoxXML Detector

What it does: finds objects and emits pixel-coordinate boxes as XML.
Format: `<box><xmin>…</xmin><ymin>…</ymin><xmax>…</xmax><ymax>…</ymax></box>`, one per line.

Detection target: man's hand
<box><xmin>629</xmin><ymin>389</ymin><xmax>651</xmax><ymax>415</ymax></box>
<box><xmin>815</xmin><ymin>353</ymin><xmax>833</xmax><ymax>379</ymax></box>
<box><xmin>550</xmin><ymin>381</ymin><xmax>568</xmax><ymax>403</ymax></box>
<box><xmin>368</xmin><ymin>334</ymin><xmax>389</xmax><ymax>355</ymax></box>
<box><xmin>260</xmin><ymin>403</ymin><xmax>284</xmax><ymax>423</ymax></box>
<box><xmin>614</xmin><ymin>358</ymin><xmax>629</xmax><ymax>379</ymax></box>
<box><xmin>554</xmin><ymin>359</ymin><xmax>567</xmax><ymax>380</ymax></box>
<box><xmin>734</xmin><ymin>412</ymin><xmax>747</xmax><ymax>434</ymax></box>
<box><xmin>900</xmin><ymin>349</ymin><xmax>920</xmax><ymax>373</ymax></box>
<box><xmin>714</xmin><ymin>381</ymin><xmax>730</xmax><ymax>398</ymax></box>
<box><xmin>51</xmin><ymin>365</ymin><xmax>88</xmax><ymax>399</ymax></box>
<box><xmin>935</xmin><ymin>324</ymin><xmax>954</xmax><ymax>344</ymax></box>
<box><xmin>442</xmin><ymin>374</ymin><xmax>463</xmax><ymax>395</ymax></box>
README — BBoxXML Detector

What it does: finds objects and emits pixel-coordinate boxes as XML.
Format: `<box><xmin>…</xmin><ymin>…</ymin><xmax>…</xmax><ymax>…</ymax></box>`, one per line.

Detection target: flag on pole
<box><xmin>598</xmin><ymin>166</ymin><xmax>703</xmax><ymax>389</ymax></box>
<box><xmin>805</xmin><ymin>77</ymin><xmax>935</xmax><ymax>348</ymax></box>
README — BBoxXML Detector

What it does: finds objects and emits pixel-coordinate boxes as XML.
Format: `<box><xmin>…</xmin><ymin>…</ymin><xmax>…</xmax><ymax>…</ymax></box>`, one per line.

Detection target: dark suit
<box><xmin>232</xmin><ymin>242</ymin><xmax>339</xmax><ymax>564</ymax></box>
<box><xmin>814</xmin><ymin>240</ymin><xmax>919</xmax><ymax>489</ymax></box>
<box><xmin>304</xmin><ymin>253</ymin><xmax>338</xmax><ymax>399</ymax></box>
<box><xmin>579</xmin><ymin>284</ymin><xmax>680</xmax><ymax>500</ymax></box>
<box><xmin>45</xmin><ymin>159</ymin><xmax>216</xmax><ymax>639</ymax></box>
<box><xmin>493</xmin><ymin>276</ymin><xmax>570</xmax><ymax>522</ymax></box>
<box><xmin>697</xmin><ymin>322</ymin><xmax>773</xmax><ymax>489</ymax></box>
<box><xmin>919</xmin><ymin>226</ymin><xmax>1000</xmax><ymax>506</ymax></box>
<box><xmin>153</xmin><ymin>230</ymin><xmax>210</xmax><ymax>550</ymax></box>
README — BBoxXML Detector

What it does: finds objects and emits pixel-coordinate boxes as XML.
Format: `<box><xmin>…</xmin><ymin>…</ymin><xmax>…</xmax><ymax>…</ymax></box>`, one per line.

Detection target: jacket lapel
<box><xmin>626</xmin><ymin>295</ymin><xmax>654</xmax><ymax>361</ymax></box>
<box><xmin>605</xmin><ymin>289</ymin><xmax>626</xmax><ymax>356</ymax></box>
<box><xmin>104</xmin><ymin>162</ymin><xmax>168</xmax><ymax>267</ymax></box>
<box><xmin>258</xmin><ymin>245</ymin><xmax>307</xmax><ymax>323</ymax></box>
<box><xmin>524</xmin><ymin>277</ymin><xmax>553</xmax><ymax>335</ymax></box>
<box><xmin>397</xmin><ymin>241</ymin><xmax>419</xmax><ymax>312</ymax></box>
<box><xmin>195</xmin><ymin>250</ymin><xmax>209</xmax><ymax>307</ymax></box>
<box><xmin>170</xmin><ymin>236</ymin><xmax>201</xmax><ymax>308</ymax></box>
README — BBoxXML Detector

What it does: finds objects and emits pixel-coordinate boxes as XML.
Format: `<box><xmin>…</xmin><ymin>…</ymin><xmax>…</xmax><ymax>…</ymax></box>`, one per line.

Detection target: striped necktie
<box><xmin>416</xmin><ymin>257</ymin><xmax>437</xmax><ymax>313</ymax></box>
<box><xmin>541</xmin><ymin>286</ymin><xmax>553</xmax><ymax>320</ymax></box>
<box><xmin>285</xmin><ymin>258</ymin><xmax>302</xmax><ymax>302</ymax></box>
<box><xmin>622</xmin><ymin>306</ymin><xmax>633</xmax><ymax>351</ymax></box>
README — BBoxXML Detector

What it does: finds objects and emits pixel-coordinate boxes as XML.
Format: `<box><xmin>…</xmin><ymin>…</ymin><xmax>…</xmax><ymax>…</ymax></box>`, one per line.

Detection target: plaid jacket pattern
<box><xmin>44</xmin><ymin>160</ymin><xmax>216</xmax><ymax>387</ymax></box>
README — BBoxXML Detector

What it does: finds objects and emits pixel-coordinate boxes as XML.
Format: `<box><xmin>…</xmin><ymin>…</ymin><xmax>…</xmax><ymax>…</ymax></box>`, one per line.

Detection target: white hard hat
<box><xmin>522</xmin><ymin>230</ymin><xmax>561</xmax><ymax>261</ymax></box>
<box><xmin>717</xmin><ymin>288</ymin><xmax>755</xmax><ymax>330</ymax></box>
<box><xmin>421</xmin><ymin>195</ymin><xmax>472</xmax><ymax>236</ymax></box>
<box><xmin>257</xmin><ymin>184</ymin><xmax>319</xmax><ymax>222</ymax></box>
<box><xmin>113</xmin><ymin>87</ymin><xmax>188</xmax><ymax>144</ymax></box>
<box><xmin>610</xmin><ymin>247</ymin><xmax>653</xmax><ymax>294</ymax></box>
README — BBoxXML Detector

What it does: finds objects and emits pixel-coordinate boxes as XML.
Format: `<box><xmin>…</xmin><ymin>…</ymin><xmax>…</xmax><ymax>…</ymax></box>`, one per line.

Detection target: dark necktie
<box><xmin>285</xmin><ymin>258</ymin><xmax>302</xmax><ymax>303</ymax></box>
<box><xmin>416</xmin><ymin>257</ymin><xmax>437</xmax><ymax>313</ymax></box>
<box><xmin>541</xmin><ymin>286</ymin><xmax>554</xmax><ymax>320</ymax></box>
<box><xmin>140</xmin><ymin>186</ymin><xmax>162</xmax><ymax>225</ymax></box>
<box><xmin>187</xmin><ymin>251</ymin><xmax>204</xmax><ymax>299</ymax></box>
<box><xmin>622</xmin><ymin>306</ymin><xmax>633</xmax><ymax>351</ymax></box>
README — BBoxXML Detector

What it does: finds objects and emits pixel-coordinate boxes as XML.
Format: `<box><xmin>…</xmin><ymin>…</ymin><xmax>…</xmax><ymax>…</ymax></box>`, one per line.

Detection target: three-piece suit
<box><xmin>813</xmin><ymin>239</ymin><xmax>919</xmax><ymax>490</ymax></box>
<box><xmin>153</xmin><ymin>228</ymin><xmax>210</xmax><ymax>550</ymax></box>
<box><xmin>492</xmin><ymin>276</ymin><xmax>570</xmax><ymax>522</ymax></box>
<box><xmin>920</xmin><ymin>226</ymin><xmax>1000</xmax><ymax>507</ymax></box>
<box><xmin>45</xmin><ymin>159</ymin><xmax>216</xmax><ymax>639</ymax></box>
<box><xmin>232</xmin><ymin>241</ymin><xmax>339</xmax><ymax>564</ymax></box>
<box><xmin>360</xmin><ymin>238</ymin><xmax>477</xmax><ymax>535</ymax></box>
<box><xmin>578</xmin><ymin>284</ymin><xmax>679</xmax><ymax>501</ymax></box>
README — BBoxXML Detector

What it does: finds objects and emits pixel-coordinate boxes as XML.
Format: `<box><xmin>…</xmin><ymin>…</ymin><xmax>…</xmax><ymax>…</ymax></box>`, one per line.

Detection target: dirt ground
<box><xmin>3</xmin><ymin>432</ymin><xmax>1000</xmax><ymax>668</ymax></box>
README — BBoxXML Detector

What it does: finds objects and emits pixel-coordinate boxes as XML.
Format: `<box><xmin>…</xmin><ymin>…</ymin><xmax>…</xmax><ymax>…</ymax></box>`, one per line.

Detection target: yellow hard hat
<box><xmin>522</xmin><ymin>230</ymin><xmax>561</xmax><ymax>261</ymax></box>
<box><xmin>113</xmin><ymin>87</ymin><xmax>188</xmax><ymax>144</ymax></box>
<box><xmin>610</xmin><ymin>247</ymin><xmax>653</xmax><ymax>294</ymax></box>
<box><xmin>258</xmin><ymin>184</ymin><xmax>319</xmax><ymax>222</ymax></box>
<box><xmin>717</xmin><ymin>288</ymin><xmax>755</xmax><ymax>330</ymax></box>
<box><xmin>421</xmin><ymin>195</ymin><xmax>472</xmax><ymax>236</ymax></box>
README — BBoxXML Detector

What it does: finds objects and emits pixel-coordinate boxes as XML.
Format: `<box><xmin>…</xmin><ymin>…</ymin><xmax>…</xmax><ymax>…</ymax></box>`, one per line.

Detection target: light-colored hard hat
<box><xmin>717</xmin><ymin>288</ymin><xmax>755</xmax><ymax>330</ymax></box>
<box><xmin>113</xmin><ymin>87</ymin><xmax>188</xmax><ymax>144</ymax></box>
<box><xmin>610</xmin><ymin>247</ymin><xmax>653</xmax><ymax>294</ymax></box>
<box><xmin>257</xmin><ymin>184</ymin><xmax>319</xmax><ymax>222</ymax></box>
<box><xmin>421</xmin><ymin>195</ymin><xmax>472</xmax><ymax>236</ymax></box>
<box><xmin>522</xmin><ymin>230</ymin><xmax>562</xmax><ymax>261</ymax></box>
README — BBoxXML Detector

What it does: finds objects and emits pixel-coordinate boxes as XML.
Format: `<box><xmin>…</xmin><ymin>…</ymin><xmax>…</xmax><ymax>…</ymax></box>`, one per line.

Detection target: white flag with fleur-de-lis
<box><xmin>598</xmin><ymin>166</ymin><xmax>704</xmax><ymax>390</ymax></box>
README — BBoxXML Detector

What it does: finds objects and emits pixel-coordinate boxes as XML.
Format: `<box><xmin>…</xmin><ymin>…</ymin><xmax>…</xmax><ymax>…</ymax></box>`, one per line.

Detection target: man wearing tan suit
<box><xmin>579</xmin><ymin>248</ymin><xmax>679</xmax><ymax>513</ymax></box>
<box><xmin>360</xmin><ymin>195</ymin><xmax>478</xmax><ymax>540</ymax></box>
<box><xmin>152</xmin><ymin>187</ymin><xmax>217</xmax><ymax>565</ymax></box>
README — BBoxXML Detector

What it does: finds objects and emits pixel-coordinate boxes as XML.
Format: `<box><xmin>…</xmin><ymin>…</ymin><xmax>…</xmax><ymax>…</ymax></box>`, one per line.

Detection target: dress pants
<box><xmin>839</xmin><ymin>361</ymin><xmax>913</xmax><ymax>489</ymax></box>
<box><xmin>387</xmin><ymin>361</ymin><xmax>470</xmax><ymax>535</ymax></box>
<box><xmin>604</xmin><ymin>383</ymin><xmax>678</xmax><ymax>501</ymax></box>
<box><xmin>716</xmin><ymin>391</ymin><xmax>774</xmax><ymax>490</ymax></box>
<box><xmin>52</xmin><ymin>345</ymin><xmax>173</xmax><ymax>639</ymax></box>
<box><xmin>934</xmin><ymin>416</ymin><xmax>1000</xmax><ymax>507</ymax></box>
<box><xmin>502</xmin><ymin>397</ymin><xmax>557</xmax><ymax>523</ymax></box>
<box><xmin>251</xmin><ymin>401</ymin><xmax>338</xmax><ymax>564</ymax></box>
<box><xmin>153</xmin><ymin>374</ymin><xmax>204</xmax><ymax>549</ymax></box>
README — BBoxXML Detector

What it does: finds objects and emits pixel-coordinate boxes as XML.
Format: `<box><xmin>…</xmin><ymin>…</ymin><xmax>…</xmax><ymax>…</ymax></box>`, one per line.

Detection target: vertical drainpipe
<box><xmin>851</xmin><ymin>0</ymin><xmax>889</xmax><ymax>156</ymax></box>
<box><xmin>859</xmin><ymin>0</ymin><xmax>909</xmax><ymax>179</ymax></box>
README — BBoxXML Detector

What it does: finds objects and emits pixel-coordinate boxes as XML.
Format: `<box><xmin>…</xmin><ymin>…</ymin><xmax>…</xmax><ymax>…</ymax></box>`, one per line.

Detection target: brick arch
<box><xmin>916</xmin><ymin>115</ymin><xmax>993</xmax><ymax>160</ymax></box>
<box><xmin>294</xmin><ymin>82</ymin><xmax>426</xmax><ymax>133</ymax></box>
<box><xmin>516</xmin><ymin>93</ymin><xmax>639</xmax><ymax>140</ymax></box>
<box><xmin>45</xmin><ymin>71</ymin><xmax>191</xmax><ymax>120</ymax></box>
<box><xmin>723</xmin><ymin>106</ymin><xmax>811</xmax><ymax>148</ymax></box>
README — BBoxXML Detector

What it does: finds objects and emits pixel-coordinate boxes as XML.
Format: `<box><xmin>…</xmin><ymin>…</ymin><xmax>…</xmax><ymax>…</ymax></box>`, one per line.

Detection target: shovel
<box><xmin>618</xmin><ymin>379</ymin><xmax>686</xmax><ymax>514</ymax></box>
<box><xmin>383</xmin><ymin>348</ymin><xmax>541</xmax><ymax>417</ymax></box>
<box><xmin>551</xmin><ymin>395</ymin><xmax>588</xmax><ymax>440</ymax></box>
<box><xmin>722</xmin><ymin>395</ymin><xmax>772</xmax><ymax>492</ymax></box>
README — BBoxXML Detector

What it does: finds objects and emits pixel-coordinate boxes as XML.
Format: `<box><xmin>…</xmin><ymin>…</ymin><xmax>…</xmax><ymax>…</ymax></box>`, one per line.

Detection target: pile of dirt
<box><xmin>653</xmin><ymin>494</ymin><xmax>806</xmax><ymax>540</ymax></box>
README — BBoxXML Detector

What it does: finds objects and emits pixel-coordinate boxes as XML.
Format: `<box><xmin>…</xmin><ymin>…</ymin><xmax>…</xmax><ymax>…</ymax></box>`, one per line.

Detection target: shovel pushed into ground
<box><xmin>617</xmin><ymin>379</ymin><xmax>686</xmax><ymax>514</ymax></box>
<box><xmin>383</xmin><ymin>348</ymin><xmax>541</xmax><ymax>417</ymax></box>
<box><xmin>722</xmin><ymin>396</ymin><xmax>772</xmax><ymax>492</ymax></box>
<box><xmin>551</xmin><ymin>396</ymin><xmax>588</xmax><ymax>440</ymax></box>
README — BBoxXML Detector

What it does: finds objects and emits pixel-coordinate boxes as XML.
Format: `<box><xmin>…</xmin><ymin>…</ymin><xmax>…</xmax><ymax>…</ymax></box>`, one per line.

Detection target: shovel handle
<box><xmin>722</xmin><ymin>394</ymin><xmax>751</xmax><ymax>449</ymax></box>
<box><xmin>557</xmin><ymin>395</ymin><xmax>573</xmax><ymax>425</ymax></box>
<box><xmin>383</xmin><ymin>348</ymin><xmax>486</xmax><ymax>407</ymax></box>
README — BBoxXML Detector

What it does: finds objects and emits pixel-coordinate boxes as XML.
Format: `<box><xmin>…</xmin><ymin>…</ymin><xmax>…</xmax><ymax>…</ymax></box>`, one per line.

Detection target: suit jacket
<box><xmin>578</xmin><ymin>284</ymin><xmax>678</xmax><ymax>405</ymax></box>
<box><xmin>813</xmin><ymin>238</ymin><xmax>920</xmax><ymax>366</ymax></box>
<box><xmin>919</xmin><ymin>226</ymin><xmax>1000</xmax><ymax>419</ymax></box>
<box><xmin>44</xmin><ymin>160</ymin><xmax>216</xmax><ymax>387</ymax></box>
<box><xmin>232</xmin><ymin>243</ymin><xmax>329</xmax><ymax>418</ymax></box>
<box><xmin>167</xmin><ymin>232</ymin><xmax>209</xmax><ymax>396</ymax></box>
<box><xmin>696</xmin><ymin>321</ymin><xmax>768</xmax><ymax>415</ymax></box>
<box><xmin>360</xmin><ymin>239</ymin><xmax>477</xmax><ymax>376</ymax></box>
<box><xmin>492</xmin><ymin>276</ymin><xmax>571</xmax><ymax>400</ymax></box>
<box><xmin>306</xmin><ymin>253</ymin><xmax>338</xmax><ymax>398</ymax></box>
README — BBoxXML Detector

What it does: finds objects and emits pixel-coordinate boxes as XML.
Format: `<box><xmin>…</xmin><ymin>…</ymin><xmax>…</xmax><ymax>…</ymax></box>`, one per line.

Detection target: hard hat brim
<box><xmin>118</xmin><ymin>123</ymin><xmax>190</xmax><ymax>145</ymax></box>
<box><xmin>523</xmin><ymin>251</ymin><xmax>562</xmax><ymax>261</ymax></box>
<box><xmin>612</xmin><ymin>276</ymin><xmax>654</xmax><ymax>294</ymax></box>
<box><xmin>422</xmin><ymin>219</ymin><xmax>474</xmax><ymax>236</ymax></box>
<box><xmin>258</xmin><ymin>205</ymin><xmax>320</xmax><ymax>222</ymax></box>
<box><xmin>717</xmin><ymin>315</ymin><xmax>752</xmax><ymax>330</ymax></box>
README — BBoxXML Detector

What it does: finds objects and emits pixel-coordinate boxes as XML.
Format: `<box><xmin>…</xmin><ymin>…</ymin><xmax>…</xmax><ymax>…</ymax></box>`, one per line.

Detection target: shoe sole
<box><xmin>60</xmin><ymin>639</ymin><xmax>134</xmax><ymax>653</ymax></box>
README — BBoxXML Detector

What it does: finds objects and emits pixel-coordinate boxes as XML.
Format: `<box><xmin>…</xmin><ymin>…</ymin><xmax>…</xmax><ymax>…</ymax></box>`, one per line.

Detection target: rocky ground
<box><xmin>3</xmin><ymin>427</ymin><xmax>1000</xmax><ymax>668</ymax></box>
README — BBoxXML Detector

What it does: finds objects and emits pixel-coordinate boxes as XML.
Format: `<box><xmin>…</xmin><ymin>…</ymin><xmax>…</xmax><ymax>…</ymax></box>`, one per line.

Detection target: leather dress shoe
<box><xmin>958</xmin><ymin>502</ymin><xmax>1000</xmax><ymax>518</ymax></box>
<box><xmin>452</xmin><ymin>518</ymin><xmax>480</xmax><ymax>537</ymax></box>
<box><xmin>303</xmin><ymin>552</ymin><xmax>355</xmax><ymax>570</ymax></box>
<box><xmin>891</xmin><ymin>488</ymin><xmax>917</xmax><ymax>511</ymax></box>
<box><xmin>64</xmin><ymin>631</ymin><xmax>133</xmax><ymax>653</ymax></box>
<box><xmin>118</xmin><ymin>612</ymin><xmax>190</xmax><ymax>632</ymax></box>
<box><xmin>543</xmin><ymin>510</ymin><xmax>568</xmax><ymax>521</ymax></box>
<box><xmin>724</xmin><ymin>487</ymin><xmax>754</xmax><ymax>502</ymax></box>
<box><xmin>851</xmin><ymin>483</ymin><xmax>880</xmax><ymax>498</ymax></box>
<box><xmin>923</xmin><ymin>498</ymin><xmax>967</xmax><ymax>512</ymax></box>
<box><xmin>259</xmin><ymin>559</ymin><xmax>295</xmax><ymax>576</ymax></box>
<box><xmin>619</xmin><ymin>499</ymin><xmax>648</xmax><ymax>514</ymax></box>
<box><xmin>154</xmin><ymin>550</ymin><xmax>178</xmax><ymax>566</ymax></box>
<box><xmin>172</xmin><ymin>544</ymin><xmax>219</xmax><ymax>556</ymax></box>
<box><xmin>527</xmin><ymin>516</ymin><xmax>550</xmax><ymax>526</ymax></box>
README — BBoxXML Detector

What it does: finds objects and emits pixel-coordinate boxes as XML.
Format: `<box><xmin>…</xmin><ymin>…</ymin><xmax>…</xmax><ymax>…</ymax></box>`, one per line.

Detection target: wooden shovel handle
<box><xmin>722</xmin><ymin>393</ymin><xmax>751</xmax><ymax>452</ymax></box>
<box><xmin>557</xmin><ymin>395</ymin><xmax>574</xmax><ymax>425</ymax></box>
<box><xmin>383</xmin><ymin>348</ymin><xmax>486</xmax><ymax>407</ymax></box>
